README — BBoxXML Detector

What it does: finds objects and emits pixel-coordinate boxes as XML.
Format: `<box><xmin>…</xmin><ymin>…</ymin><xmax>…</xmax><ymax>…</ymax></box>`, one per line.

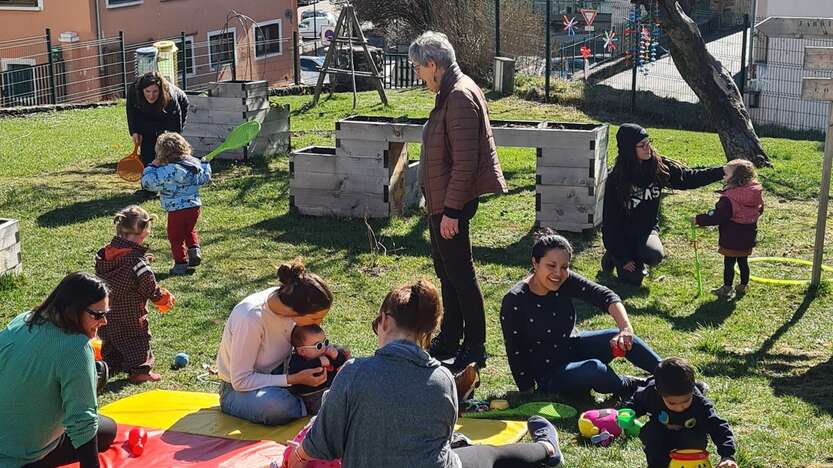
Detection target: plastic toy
<box><xmin>737</xmin><ymin>256</ymin><xmax>833</xmax><ymax>285</ymax></box>
<box><xmin>173</xmin><ymin>352</ymin><xmax>190</xmax><ymax>369</ymax></box>
<box><xmin>668</xmin><ymin>449</ymin><xmax>712</xmax><ymax>468</ymax></box>
<box><xmin>127</xmin><ymin>427</ymin><xmax>147</xmax><ymax>456</ymax></box>
<box><xmin>281</xmin><ymin>419</ymin><xmax>342</xmax><ymax>468</ymax></box>
<box><xmin>153</xmin><ymin>288</ymin><xmax>176</xmax><ymax>313</ymax></box>
<box><xmin>616</xmin><ymin>408</ymin><xmax>644</xmax><ymax>437</ymax></box>
<box><xmin>90</xmin><ymin>337</ymin><xmax>103</xmax><ymax>361</ymax></box>
<box><xmin>116</xmin><ymin>143</ymin><xmax>144</xmax><ymax>182</ymax></box>
<box><xmin>204</xmin><ymin>120</ymin><xmax>262</xmax><ymax>161</ymax></box>
<box><xmin>611</xmin><ymin>341</ymin><xmax>626</xmax><ymax>358</ymax></box>
<box><xmin>690</xmin><ymin>223</ymin><xmax>703</xmax><ymax>296</ymax></box>
<box><xmin>466</xmin><ymin>401</ymin><xmax>577</xmax><ymax>422</ymax></box>
<box><xmin>578</xmin><ymin>408</ymin><xmax>622</xmax><ymax>445</ymax></box>
<box><xmin>490</xmin><ymin>399</ymin><xmax>510</xmax><ymax>410</ymax></box>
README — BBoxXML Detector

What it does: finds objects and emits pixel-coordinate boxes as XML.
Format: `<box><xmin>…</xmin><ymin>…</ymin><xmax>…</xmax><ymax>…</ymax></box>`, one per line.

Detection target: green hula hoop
<box><xmin>736</xmin><ymin>257</ymin><xmax>833</xmax><ymax>285</ymax></box>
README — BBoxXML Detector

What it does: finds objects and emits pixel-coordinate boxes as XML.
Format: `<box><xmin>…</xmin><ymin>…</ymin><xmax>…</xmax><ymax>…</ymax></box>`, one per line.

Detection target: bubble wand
<box><xmin>690</xmin><ymin>221</ymin><xmax>703</xmax><ymax>296</ymax></box>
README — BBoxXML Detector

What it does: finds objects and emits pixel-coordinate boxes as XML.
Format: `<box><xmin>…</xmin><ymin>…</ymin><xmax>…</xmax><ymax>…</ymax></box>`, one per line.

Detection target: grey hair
<box><xmin>408</xmin><ymin>31</ymin><xmax>456</xmax><ymax>70</ymax></box>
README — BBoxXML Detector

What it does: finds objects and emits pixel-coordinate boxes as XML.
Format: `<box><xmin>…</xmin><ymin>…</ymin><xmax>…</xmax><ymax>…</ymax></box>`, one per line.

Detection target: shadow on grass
<box><xmin>36</xmin><ymin>192</ymin><xmax>141</xmax><ymax>227</ymax></box>
<box><xmin>696</xmin><ymin>290</ymin><xmax>833</xmax><ymax>415</ymax></box>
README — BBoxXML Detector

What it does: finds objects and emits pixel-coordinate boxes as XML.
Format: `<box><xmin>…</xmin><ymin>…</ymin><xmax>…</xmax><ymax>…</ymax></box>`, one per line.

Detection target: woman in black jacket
<box><xmin>126</xmin><ymin>72</ymin><xmax>189</xmax><ymax>168</ymax></box>
<box><xmin>602</xmin><ymin>124</ymin><xmax>723</xmax><ymax>285</ymax></box>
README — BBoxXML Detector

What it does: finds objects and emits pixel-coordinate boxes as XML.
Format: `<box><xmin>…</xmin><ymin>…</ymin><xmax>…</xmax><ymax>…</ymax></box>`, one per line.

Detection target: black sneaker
<box><xmin>601</xmin><ymin>252</ymin><xmax>615</xmax><ymax>274</ymax></box>
<box><xmin>450</xmin><ymin>343</ymin><xmax>487</xmax><ymax>371</ymax></box>
<box><xmin>527</xmin><ymin>415</ymin><xmax>563</xmax><ymax>467</ymax></box>
<box><xmin>615</xmin><ymin>375</ymin><xmax>650</xmax><ymax>403</ymax></box>
<box><xmin>695</xmin><ymin>380</ymin><xmax>709</xmax><ymax>395</ymax></box>
<box><xmin>428</xmin><ymin>336</ymin><xmax>459</xmax><ymax>361</ymax></box>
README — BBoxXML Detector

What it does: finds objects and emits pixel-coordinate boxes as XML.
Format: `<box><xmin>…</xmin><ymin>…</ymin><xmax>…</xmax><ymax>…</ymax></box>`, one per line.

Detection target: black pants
<box><xmin>139</xmin><ymin>131</ymin><xmax>159</xmax><ymax>166</ymax></box>
<box><xmin>454</xmin><ymin>442</ymin><xmax>549</xmax><ymax>467</ymax></box>
<box><xmin>723</xmin><ymin>256</ymin><xmax>749</xmax><ymax>286</ymax></box>
<box><xmin>428</xmin><ymin>198</ymin><xmax>486</xmax><ymax>348</ymax></box>
<box><xmin>23</xmin><ymin>415</ymin><xmax>117</xmax><ymax>468</ymax></box>
<box><xmin>640</xmin><ymin>421</ymin><xmax>707</xmax><ymax>468</ymax></box>
<box><xmin>611</xmin><ymin>231</ymin><xmax>665</xmax><ymax>286</ymax></box>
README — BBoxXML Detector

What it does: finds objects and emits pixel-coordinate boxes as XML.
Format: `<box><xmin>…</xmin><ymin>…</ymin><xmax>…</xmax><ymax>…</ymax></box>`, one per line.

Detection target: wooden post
<box><xmin>760</xmin><ymin>17</ymin><xmax>833</xmax><ymax>287</ymax></box>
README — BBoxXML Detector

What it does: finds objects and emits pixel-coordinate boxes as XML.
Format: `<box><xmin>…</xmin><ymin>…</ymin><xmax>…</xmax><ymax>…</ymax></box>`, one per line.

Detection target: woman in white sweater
<box><xmin>216</xmin><ymin>258</ymin><xmax>332</xmax><ymax>425</ymax></box>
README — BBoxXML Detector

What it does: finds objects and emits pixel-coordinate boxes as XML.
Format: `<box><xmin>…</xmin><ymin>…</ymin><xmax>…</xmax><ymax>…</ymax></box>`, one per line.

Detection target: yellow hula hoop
<box><xmin>736</xmin><ymin>257</ymin><xmax>833</xmax><ymax>285</ymax></box>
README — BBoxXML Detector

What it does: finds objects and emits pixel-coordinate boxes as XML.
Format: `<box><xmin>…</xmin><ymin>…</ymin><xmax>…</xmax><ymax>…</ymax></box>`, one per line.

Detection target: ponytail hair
<box><xmin>114</xmin><ymin>205</ymin><xmax>153</xmax><ymax>238</ymax></box>
<box><xmin>277</xmin><ymin>257</ymin><xmax>333</xmax><ymax>316</ymax></box>
<box><xmin>379</xmin><ymin>279</ymin><xmax>442</xmax><ymax>349</ymax></box>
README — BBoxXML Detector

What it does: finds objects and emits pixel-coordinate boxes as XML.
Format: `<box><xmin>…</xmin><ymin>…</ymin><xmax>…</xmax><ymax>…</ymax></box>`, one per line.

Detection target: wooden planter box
<box><xmin>289</xmin><ymin>145</ymin><xmax>409</xmax><ymax>218</ymax></box>
<box><xmin>0</xmin><ymin>219</ymin><xmax>21</xmax><ymax>276</ymax></box>
<box><xmin>183</xmin><ymin>81</ymin><xmax>290</xmax><ymax>160</ymax></box>
<box><xmin>534</xmin><ymin>122</ymin><xmax>609</xmax><ymax>232</ymax></box>
<box><xmin>299</xmin><ymin>116</ymin><xmax>608</xmax><ymax>231</ymax></box>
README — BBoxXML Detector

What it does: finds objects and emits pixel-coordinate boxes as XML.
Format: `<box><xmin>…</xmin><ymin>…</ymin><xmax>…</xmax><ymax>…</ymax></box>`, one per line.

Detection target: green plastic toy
<box><xmin>616</xmin><ymin>408</ymin><xmax>644</xmax><ymax>437</ymax></box>
<box><xmin>465</xmin><ymin>401</ymin><xmax>578</xmax><ymax>422</ymax></box>
<box><xmin>203</xmin><ymin>120</ymin><xmax>262</xmax><ymax>161</ymax></box>
<box><xmin>690</xmin><ymin>222</ymin><xmax>703</xmax><ymax>296</ymax></box>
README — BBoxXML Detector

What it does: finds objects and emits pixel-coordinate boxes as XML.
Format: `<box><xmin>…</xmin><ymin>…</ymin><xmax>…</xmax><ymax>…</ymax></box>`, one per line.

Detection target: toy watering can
<box><xmin>669</xmin><ymin>449</ymin><xmax>712</xmax><ymax>468</ymax></box>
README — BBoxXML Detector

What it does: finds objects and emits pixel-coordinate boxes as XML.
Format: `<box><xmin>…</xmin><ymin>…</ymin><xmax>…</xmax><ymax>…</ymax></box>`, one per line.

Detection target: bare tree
<box><xmin>353</xmin><ymin>0</ymin><xmax>541</xmax><ymax>84</ymax></box>
<box><xmin>632</xmin><ymin>0</ymin><xmax>770</xmax><ymax>166</ymax></box>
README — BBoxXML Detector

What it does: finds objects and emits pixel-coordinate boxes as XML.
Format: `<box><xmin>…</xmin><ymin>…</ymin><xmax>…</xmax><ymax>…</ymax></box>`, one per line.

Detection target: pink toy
<box><xmin>281</xmin><ymin>419</ymin><xmax>341</xmax><ymax>468</ymax></box>
<box><xmin>578</xmin><ymin>408</ymin><xmax>622</xmax><ymax>446</ymax></box>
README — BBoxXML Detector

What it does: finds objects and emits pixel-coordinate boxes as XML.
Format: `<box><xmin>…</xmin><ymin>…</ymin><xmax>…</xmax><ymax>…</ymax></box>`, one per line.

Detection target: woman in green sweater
<box><xmin>0</xmin><ymin>272</ymin><xmax>117</xmax><ymax>468</ymax></box>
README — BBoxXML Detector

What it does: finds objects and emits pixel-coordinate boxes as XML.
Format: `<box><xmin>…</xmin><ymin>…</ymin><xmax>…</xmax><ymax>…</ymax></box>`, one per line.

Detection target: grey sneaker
<box><xmin>169</xmin><ymin>263</ymin><xmax>189</xmax><ymax>275</ymax></box>
<box><xmin>735</xmin><ymin>284</ymin><xmax>748</xmax><ymax>296</ymax></box>
<box><xmin>711</xmin><ymin>285</ymin><xmax>734</xmax><ymax>299</ymax></box>
<box><xmin>187</xmin><ymin>246</ymin><xmax>202</xmax><ymax>267</ymax></box>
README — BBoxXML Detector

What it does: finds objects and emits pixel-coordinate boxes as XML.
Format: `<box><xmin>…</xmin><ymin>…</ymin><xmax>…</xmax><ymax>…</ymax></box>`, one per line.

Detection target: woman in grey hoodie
<box><xmin>287</xmin><ymin>280</ymin><xmax>564</xmax><ymax>468</ymax></box>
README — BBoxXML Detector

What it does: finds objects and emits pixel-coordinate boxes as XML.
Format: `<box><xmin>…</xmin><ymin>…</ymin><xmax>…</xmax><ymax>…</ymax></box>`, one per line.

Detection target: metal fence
<box><xmin>0</xmin><ymin>27</ymin><xmax>423</xmax><ymax>109</ymax></box>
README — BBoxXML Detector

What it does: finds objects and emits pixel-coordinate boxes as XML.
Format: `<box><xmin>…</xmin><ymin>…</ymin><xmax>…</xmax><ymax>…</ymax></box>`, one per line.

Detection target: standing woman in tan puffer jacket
<box><xmin>409</xmin><ymin>31</ymin><xmax>507</xmax><ymax>370</ymax></box>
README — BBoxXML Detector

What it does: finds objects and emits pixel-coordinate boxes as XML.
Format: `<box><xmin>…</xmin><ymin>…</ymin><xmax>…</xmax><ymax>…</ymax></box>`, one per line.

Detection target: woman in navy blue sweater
<box><xmin>500</xmin><ymin>230</ymin><xmax>662</xmax><ymax>398</ymax></box>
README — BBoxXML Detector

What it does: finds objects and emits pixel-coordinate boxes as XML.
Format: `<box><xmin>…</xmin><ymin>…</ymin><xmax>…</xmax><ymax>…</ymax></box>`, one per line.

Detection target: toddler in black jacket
<box><xmin>624</xmin><ymin>357</ymin><xmax>737</xmax><ymax>468</ymax></box>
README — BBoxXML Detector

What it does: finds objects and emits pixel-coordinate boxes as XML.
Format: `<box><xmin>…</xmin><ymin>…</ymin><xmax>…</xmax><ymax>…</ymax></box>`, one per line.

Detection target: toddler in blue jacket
<box><xmin>141</xmin><ymin>132</ymin><xmax>211</xmax><ymax>275</ymax></box>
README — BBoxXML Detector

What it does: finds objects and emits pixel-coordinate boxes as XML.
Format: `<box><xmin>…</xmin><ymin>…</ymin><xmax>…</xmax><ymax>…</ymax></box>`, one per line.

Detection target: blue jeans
<box><xmin>219</xmin><ymin>381</ymin><xmax>307</xmax><ymax>425</ymax></box>
<box><xmin>541</xmin><ymin>328</ymin><xmax>661</xmax><ymax>394</ymax></box>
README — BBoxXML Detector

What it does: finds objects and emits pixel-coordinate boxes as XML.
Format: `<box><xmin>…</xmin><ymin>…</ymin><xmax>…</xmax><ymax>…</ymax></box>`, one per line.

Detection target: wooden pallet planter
<box><xmin>183</xmin><ymin>81</ymin><xmax>289</xmax><ymax>160</ymax></box>
<box><xmin>0</xmin><ymin>219</ymin><xmax>21</xmax><ymax>276</ymax></box>
<box><xmin>289</xmin><ymin>145</ymin><xmax>408</xmax><ymax>218</ymax></box>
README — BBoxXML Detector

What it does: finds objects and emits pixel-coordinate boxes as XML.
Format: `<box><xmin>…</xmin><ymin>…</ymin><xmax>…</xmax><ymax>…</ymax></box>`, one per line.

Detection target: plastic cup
<box><xmin>90</xmin><ymin>337</ymin><xmax>103</xmax><ymax>361</ymax></box>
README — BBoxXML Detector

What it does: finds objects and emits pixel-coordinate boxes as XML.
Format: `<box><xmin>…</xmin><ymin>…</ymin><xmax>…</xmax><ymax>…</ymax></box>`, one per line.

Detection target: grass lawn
<box><xmin>1</xmin><ymin>88</ymin><xmax>832</xmax><ymax>467</ymax></box>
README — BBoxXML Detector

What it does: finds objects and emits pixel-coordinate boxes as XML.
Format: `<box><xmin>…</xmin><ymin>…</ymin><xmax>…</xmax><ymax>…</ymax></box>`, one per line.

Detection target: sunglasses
<box><xmin>372</xmin><ymin>312</ymin><xmax>392</xmax><ymax>336</ymax></box>
<box><xmin>297</xmin><ymin>338</ymin><xmax>330</xmax><ymax>351</ymax></box>
<box><xmin>85</xmin><ymin>308</ymin><xmax>110</xmax><ymax>320</ymax></box>
<box><xmin>635</xmin><ymin>139</ymin><xmax>653</xmax><ymax>150</ymax></box>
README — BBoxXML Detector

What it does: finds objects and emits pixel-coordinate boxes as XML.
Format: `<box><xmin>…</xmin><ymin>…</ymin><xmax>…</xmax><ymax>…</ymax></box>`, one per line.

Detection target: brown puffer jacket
<box><xmin>421</xmin><ymin>64</ymin><xmax>507</xmax><ymax>216</ymax></box>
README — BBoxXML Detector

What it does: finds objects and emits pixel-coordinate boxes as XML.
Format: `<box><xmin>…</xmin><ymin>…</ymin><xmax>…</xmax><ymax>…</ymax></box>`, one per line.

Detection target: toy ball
<box><xmin>127</xmin><ymin>427</ymin><xmax>147</xmax><ymax>456</ymax></box>
<box><xmin>490</xmin><ymin>399</ymin><xmax>510</xmax><ymax>410</ymax></box>
<box><xmin>669</xmin><ymin>449</ymin><xmax>712</xmax><ymax>468</ymax></box>
<box><xmin>173</xmin><ymin>352</ymin><xmax>189</xmax><ymax>369</ymax></box>
<box><xmin>578</xmin><ymin>408</ymin><xmax>622</xmax><ymax>445</ymax></box>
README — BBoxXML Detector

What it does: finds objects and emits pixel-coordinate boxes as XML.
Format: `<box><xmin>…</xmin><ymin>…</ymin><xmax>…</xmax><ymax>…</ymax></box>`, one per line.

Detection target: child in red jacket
<box><xmin>694</xmin><ymin>159</ymin><xmax>764</xmax><ymax>299</ymax></box>
<box><xmin>95</xmin><ymin>205</ymin><xmax>174</xmax><ymax>384</ymax></box>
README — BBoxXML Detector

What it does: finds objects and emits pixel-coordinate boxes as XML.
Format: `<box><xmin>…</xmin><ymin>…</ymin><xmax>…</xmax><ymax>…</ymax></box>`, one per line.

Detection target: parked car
<box><xmin>300</xmin><ymin>10</ymin><xmax>336</xmax><ymax>24</ymax></box>
<box><xmin>297</xmin><ymin>0</ymin><xmax>319</xmax><ymax>6</ymax></box>
<box><xmin>299</xmin><ymin>17</ymin><xmax>336</xmax><ymax>40</ymax></box>
<box><xmin>300</xmin><ymin>56</ymin><xmax>329</xmax><ymax>86</ymax></box>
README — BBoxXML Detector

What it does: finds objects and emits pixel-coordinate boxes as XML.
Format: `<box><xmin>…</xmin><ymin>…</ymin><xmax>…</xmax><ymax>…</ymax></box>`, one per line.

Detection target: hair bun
<box><xmin>277</xmin><ymin>257</ymin><xmax>306</xmax><ymax>285</ymax></box>
<box><xmin>532</xmin><ymin>227</ymin><xmax>558</xmax><ymax>242</ymax></box>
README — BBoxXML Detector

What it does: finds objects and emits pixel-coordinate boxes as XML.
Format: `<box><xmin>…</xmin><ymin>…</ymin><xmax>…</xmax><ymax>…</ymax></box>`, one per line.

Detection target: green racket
<box><xmin>203</xmin><ymin>120</ymin><xmax>262</xmax><ymax>161</ymax></box>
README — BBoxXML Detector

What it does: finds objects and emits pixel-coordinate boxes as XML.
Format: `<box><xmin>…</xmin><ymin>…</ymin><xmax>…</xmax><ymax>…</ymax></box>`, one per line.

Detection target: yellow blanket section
<box><xmin>101</xmin><ymin>390</ymin><xmax>528</xmax><ymax>446</ymax></box>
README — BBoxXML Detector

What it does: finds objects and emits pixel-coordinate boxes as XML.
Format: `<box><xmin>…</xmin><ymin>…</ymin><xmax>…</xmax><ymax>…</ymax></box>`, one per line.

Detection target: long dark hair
<box><xmin>611</xmin><ymin>124</ymin><xmax>682</xmax><ymax>208</ymax></box>
<box><xmin>379</xmin><ymin>279</ymin><xmax>442</xmax><ymax>349</ymax></box>
<box><xmin>134</xmin><ymin>71</ymin><xmax>171</xmax><ymax>113</ymax></box>
<box><xmin>276</xmin><ymin>258</ymin><xmax>333</xmax><ymax>315</ymax></box>
<box><xmin>26</xmin><ymin>272</ymin><xmax>109</xmax><ymax>335</ymax></box>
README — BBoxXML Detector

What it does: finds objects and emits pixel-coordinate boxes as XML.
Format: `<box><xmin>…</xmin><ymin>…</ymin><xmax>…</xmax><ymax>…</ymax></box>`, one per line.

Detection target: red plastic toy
<box><xmin>127</xmin><ymin>427</ymin><xmax>147</xmax><ymax>456</ymax></box>
<box><xmin>611</xmin><ymin>342</ymin><xmax>626</xmax><ymax>358</ymax></box>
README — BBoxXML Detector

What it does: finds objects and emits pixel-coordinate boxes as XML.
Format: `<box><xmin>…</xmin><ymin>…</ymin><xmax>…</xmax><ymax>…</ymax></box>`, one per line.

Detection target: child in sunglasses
<box><xmin>274</xmin><ymin>324</ymin><xmax>349</xmax><ymax>414</ymax></box>
<box><xmin>96</xmin><ymin>205</ymin><xmax>175</xmax><ymax>384</ymax></box>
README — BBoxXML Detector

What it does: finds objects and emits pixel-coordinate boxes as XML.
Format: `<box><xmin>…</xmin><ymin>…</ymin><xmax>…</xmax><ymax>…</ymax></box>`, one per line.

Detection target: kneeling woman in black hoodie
<box><xmin>602</xmin><ymin>124</ymin><xmax>723</xmax><ymax>285</ymax></box>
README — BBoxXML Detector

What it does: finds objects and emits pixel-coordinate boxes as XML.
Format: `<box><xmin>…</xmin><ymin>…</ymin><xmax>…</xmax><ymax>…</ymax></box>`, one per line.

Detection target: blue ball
<box><xmin>173</xmin><ymin>353</ymin><xmax>189</xmax><ymax>369</ymax></box>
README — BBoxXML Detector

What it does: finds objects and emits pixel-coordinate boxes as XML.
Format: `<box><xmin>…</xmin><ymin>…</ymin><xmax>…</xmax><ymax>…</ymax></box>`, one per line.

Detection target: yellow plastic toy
<box><xmin>668</xmin><ymin>449</ymin><xmax>712</xmax><ymax>468</ymax></box>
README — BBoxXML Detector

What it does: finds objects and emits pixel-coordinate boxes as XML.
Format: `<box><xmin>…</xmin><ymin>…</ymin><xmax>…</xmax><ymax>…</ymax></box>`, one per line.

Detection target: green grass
<box><xmin>1</xmin><ymin>88</ymin><xmax>832</xmax><ymax>467</ymax></box>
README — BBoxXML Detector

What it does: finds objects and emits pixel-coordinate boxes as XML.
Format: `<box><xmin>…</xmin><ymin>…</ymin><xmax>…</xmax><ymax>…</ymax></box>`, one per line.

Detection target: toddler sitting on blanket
<box><xmin>273</xmin><ymin>324</ymin><xmax>349</xmax><ymax>413</ymax></box>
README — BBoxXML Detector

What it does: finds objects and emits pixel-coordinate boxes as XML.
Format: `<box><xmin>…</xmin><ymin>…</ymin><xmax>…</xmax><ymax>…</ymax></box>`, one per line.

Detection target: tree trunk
<box><xmin>633</xmin><ymin>0</ymin><xmax>771</xmax><ymax>167</ymax></box>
